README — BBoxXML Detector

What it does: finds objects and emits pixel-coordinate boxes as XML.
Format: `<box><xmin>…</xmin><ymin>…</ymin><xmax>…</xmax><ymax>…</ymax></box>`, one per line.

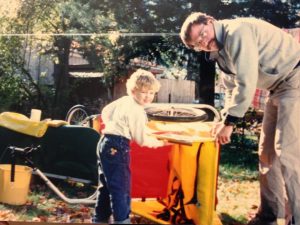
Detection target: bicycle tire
<box><xmin>65</xmin><ymin>105</ymin><xmax>91</xmax><ymax>126</ymax></box>
<box><xmin>145</xmin><ymin>106</ymin><xmax>208</xmax><ymax>122</ymax></box>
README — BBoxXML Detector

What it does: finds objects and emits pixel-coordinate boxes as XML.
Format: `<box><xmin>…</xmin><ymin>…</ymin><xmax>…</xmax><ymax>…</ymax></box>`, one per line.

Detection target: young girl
<box><xmin>93</xmin><ymin>69</ymin><xmax>167</xmax><ymax>224</ymax></box>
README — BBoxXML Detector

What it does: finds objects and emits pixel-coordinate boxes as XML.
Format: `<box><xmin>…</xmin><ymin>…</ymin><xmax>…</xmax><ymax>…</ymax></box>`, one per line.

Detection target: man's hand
<box><xmin>211</xmin><ymin>122</ymin><xmax>234</xmax><ymax>145</ymax></box>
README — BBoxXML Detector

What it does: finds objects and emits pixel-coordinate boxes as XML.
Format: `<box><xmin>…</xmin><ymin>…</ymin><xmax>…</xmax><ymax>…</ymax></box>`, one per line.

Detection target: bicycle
<box><xmin>65</xmin><ymin>104</ymin><xmax>97</xmax><ymax>126</ymax></box>
<box><xmin>5</xmin><ymin>145</ymin><xmax>97</xmax><ymax>204</ymax></box>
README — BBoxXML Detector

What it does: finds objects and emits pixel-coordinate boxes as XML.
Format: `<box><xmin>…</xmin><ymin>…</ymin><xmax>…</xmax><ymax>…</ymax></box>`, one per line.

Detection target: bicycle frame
<box><xmin>7</xmin><ymin>145</ymin><xmax>97</xmax><ymax>205</ymax></box>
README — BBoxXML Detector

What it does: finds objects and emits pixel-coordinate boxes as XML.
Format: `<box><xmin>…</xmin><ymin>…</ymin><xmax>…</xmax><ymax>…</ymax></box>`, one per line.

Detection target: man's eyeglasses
<box><xmin>190</xmin><ymin>24</ymin><xmax>207</xmax><ymax>52</ymax></box>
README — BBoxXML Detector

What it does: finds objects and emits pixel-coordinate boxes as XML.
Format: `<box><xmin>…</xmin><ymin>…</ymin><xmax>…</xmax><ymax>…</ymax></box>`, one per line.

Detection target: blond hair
<box><xmin>126</xmin><ymin>69</ymin><xmax>161</xmax><ymax>96</ymax></box>
<box><xmin>180</xmin><ymin>12</ymin><xmax>215</xmax><ymax>49</ymax></box>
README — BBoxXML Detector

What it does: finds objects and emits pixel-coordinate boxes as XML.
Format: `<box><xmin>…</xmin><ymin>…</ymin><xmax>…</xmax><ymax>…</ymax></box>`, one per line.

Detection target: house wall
<box><xmin>25</xmin><ymin>47</ymin><xmax>54</xmax><ymax>85</ymax></box>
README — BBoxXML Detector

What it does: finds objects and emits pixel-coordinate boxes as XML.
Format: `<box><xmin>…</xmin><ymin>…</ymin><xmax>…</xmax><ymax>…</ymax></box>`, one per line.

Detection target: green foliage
<box><xmin>220</xmin><ymin>129</ymin><xmax>260</xmax><ymax>182</ymax></box>
<box><xmin>219</xmin><ymin>108</ymin><xmax>263</xmax><ymax>181</ymax></box>
<box><xmin>0</xmin><ymin>34</ymin><xmax>56</xmax><ymax>114</ymax></box>
<box><xmin>0</xmin><ymin>36</ymin><xmax>29</xmax><ymax>112</ymax></box>
<box><xmin>0</xmin><ymin>75</ymin><xmax>27</xmax><ymax>111</ymax></box>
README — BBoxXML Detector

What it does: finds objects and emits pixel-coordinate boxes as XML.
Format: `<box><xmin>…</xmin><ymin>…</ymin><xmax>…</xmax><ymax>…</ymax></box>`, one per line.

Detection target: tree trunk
<box><xmin>198</xmin><ymin>52</ymin><xmax>215</xmax><ymax>106</ymax></box>
<box><xmin>52</xmin><ymin>37</ymin><xmax>71</xmax><ymax>118</ymax></box>
<box><xmin>198</xmin><ymin>52</ymin><xmax>216</xmax><ymax>121</ymax></box>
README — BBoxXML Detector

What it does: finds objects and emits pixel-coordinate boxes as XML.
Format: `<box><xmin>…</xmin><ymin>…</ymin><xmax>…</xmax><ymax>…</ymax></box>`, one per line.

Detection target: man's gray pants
<box><xmin>259</xmin><ymin>67</ymin><xmax>300</xmax><ymax>225</ymax></box>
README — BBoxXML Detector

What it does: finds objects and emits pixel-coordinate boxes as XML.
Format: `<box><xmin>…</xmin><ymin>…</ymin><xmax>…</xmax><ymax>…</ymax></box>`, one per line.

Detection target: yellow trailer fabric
<box><xmin>164</xmin><ymin>141</ymin><xmax>219</xmax><ymax>224</ymax></box>
<box><xmin>0</xmin><ymin>112</ymin><xmax>68</xmax><ymax>137</ymax></box>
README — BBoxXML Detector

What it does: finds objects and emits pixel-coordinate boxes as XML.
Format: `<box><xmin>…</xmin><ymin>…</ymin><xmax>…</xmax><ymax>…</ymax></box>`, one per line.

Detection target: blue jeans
<box><xmin>93</xmin><ymin>134</ymin><xmax>131</xmax><ymax>223</ymax></box>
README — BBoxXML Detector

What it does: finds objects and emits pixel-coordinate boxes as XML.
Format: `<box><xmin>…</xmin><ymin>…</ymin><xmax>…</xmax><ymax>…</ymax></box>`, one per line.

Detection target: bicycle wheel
<box><xmin>65</xmin><ymin>105</ymin><xmax>90</xmax><ymax>126</ymax></box>
<box><xmin>145</xmin><ymin>105</ymin><xmax>208</xmax><ymax>122</ymax></box>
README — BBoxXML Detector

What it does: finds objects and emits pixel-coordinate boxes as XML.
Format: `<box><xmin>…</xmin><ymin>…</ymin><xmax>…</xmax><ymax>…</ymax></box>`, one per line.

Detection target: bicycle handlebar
<box><xmin>8</xmin><ymin>145</ymin><xmax>41</xmax><ymax>154</ymax></box>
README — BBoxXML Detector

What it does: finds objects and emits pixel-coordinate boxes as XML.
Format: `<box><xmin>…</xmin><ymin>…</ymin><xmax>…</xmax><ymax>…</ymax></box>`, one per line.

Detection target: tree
<box><xmin>98</xmin><ymin>0</ymin><xmax>217</xmax><ymax>105</ymax></box>
<box><xmin>0</xmin><ymin>5</ymin><xmax>49</xmax><ymax>113</ymax></box>
<box><xmin>11</xmin><ymin>0</ymin><xmax>120</xmax><ymax>116</ymax></box>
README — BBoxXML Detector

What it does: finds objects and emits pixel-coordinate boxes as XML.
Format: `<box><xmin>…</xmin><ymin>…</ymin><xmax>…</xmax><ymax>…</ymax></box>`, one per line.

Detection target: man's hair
<box><xmin>126</xmin><ymin>69</ymin><xmax>161</xmax><ymax>96</ymax></box>
<box><xmin>180</xmin><ymin>12</ymin><xmax>214</xmax><ymax>49</ymax></box>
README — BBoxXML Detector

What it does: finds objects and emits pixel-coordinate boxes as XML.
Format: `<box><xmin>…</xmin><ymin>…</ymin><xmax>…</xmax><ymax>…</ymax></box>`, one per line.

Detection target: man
<box><xmin>180</xmin><ymin>12</ymin><xmax>300</xmax><ymax>225</ymax></box>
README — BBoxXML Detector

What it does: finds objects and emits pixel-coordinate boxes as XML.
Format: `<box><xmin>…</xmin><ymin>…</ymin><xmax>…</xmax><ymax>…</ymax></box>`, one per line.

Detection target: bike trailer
<box><xmin>0</xmin><ymin>111</ymin><xmax>100</xmax><ymax>183</ymax></box>
<box><xmin>130</xmin><ymin>120</ymin><xmax>222</xmax><ymax>225</ymax></box>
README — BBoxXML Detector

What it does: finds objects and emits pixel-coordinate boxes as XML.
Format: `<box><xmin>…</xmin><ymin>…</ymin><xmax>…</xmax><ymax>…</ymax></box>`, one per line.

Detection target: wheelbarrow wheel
<box><xmin>65</xmin><ymin>105</ymin><xmax>91</xmax><ymax>127</ymax></box>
